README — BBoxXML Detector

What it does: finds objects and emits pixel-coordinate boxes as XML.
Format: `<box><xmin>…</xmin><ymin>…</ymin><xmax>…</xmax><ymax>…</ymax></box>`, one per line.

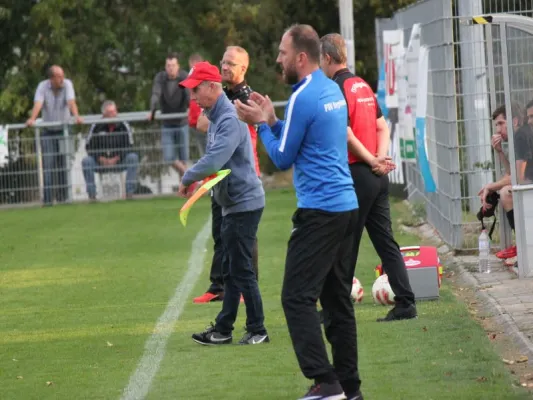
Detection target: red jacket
<box><xmin>188</xmin><ymin>99</ymin><xmax>202</xmax><ymax>128</ymax></box>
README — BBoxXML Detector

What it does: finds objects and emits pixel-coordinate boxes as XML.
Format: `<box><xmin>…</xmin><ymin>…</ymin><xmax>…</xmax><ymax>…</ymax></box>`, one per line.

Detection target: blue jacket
<box><xmin>258</xmin><ymin>69</ymin><xmax>358</xmax><ymax>212</ymax></box>
<box><xmin>182</xmin><ymin>93</ymin><xmax>265</xmax><ymax>216</ymax></box>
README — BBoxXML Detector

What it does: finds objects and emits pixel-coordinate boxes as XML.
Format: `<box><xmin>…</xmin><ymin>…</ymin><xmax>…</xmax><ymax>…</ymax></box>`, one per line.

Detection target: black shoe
<box><xmin>238</xmin><ymin>331</ymin><xmax>270</xmax><ymax>345</ymax></box>
<box><xmin>298</xmin><ymin>382</ymin><xmax>346</xmax><ymax>400</ymax></box>
<box><xmin>191</xmin><ymin>323</ymin><xmax>232</xmax><ymax>345</ymax></box>
<box><xmin>377</xmin><ymin>304</ymin><xmax>418</xmax><ymax>322</ymax></box>
<box><xmin>346</xmin><ymin>390</ymin><xmax>364</xmax><ymax>400</ymax></box>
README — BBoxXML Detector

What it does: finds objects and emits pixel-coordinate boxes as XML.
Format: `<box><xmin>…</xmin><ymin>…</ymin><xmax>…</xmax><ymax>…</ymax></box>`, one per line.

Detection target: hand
<box><xmin>491</xmin><ymin>134</ymin><xmax>503</xmax><ymax>152</ymax></box>
<box><xmin>372</xmin><ymin>164</ymin><xmax>393</xmax><ymax>176</ymax></box>
<box><xmin>147</xmin><ymin>112</ymin><xmax>153</xmax><ymax>121</ymax></box>
<box><xmin>234</xmin><ymin>99</ymin><xmax>267</xmax><ymax>126</ymax></box>
<box><xmin>75</xmin><ymin>116</ymin><xmax>83</xmax><ymax>124</ymax></box>
<box><xmin>99</xmin><ymin>156</ymin><xmax>110</xmax><ymax>166</ymax></box>
<box><xmin>25</xmin><ymin>118</ymin><xmax>35</xmax><ymax>127</ymax></box>
<box><xmin>370</xmin><ymin>156</ymin><xmax>396</xmax><ymax>176</ymax></box>
<box><xmin>177</xmin><ymin>183</ymin><xmax>191</xmax><ymax>198</ymax></box>
<box><xmin>249</xmin><ymin>93</ymin><xmax>277</xmax><ymax>126</ymax></box>
<box><xmin>478</xmin><ymin>186</ymin><xmax>491</xmax><ymax>211</ymax></box>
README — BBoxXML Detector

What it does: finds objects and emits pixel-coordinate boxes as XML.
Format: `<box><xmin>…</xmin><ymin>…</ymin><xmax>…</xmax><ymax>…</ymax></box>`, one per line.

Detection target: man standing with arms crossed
<box><xmin>193</xmin><ymin>46</ymin><xmax>261</xmax><ymax>304</ymax></box>
<box><xmin>149</xmin><ymin>52</ymin><xmax>190</xmax><ymax>180</ymax></box>
<box><xmin>236</xmin><ymin>24</ymin><xmax>362</xmax><ymax>400</ymax></box>
<box><xmin>178</xmin><ymin>61</ymin><xmax>269</xmax><ymax>345</ymax></box>
<box><xmin>320</xmin><ymin>33</ymin><xmax>417</xmax><ymax>322</ymax></box>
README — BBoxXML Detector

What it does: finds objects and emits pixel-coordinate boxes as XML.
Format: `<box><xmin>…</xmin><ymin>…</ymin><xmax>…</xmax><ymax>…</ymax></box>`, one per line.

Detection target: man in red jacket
<box><xmin>193</xmin><ymin>46</ymin><xmax>261</xmax><ymax>303</ymax></box>
<box><xmin>320</xmin><ymin>33</ymin><xmax>417</xmax><ymax>322</ymax></box>
<box><xmin>188</xmin><ymin>53</ymin><xmax>206</xmax><ymax>157</ymax></box>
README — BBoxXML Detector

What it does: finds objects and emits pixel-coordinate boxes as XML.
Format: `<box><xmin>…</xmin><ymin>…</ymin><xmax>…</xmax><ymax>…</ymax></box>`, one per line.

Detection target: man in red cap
<box><xmin>178</xmin><ymin>62</ymin><xmax>269</xmax><ymax>346</ymax></box>
<box><xmin>193</xmin><ymin>46</ymin><xmax>261</xmax><ymax>304</ymax></box>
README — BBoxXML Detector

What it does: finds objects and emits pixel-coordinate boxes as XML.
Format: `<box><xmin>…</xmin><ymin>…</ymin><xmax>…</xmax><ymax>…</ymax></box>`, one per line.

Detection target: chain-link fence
<box><xmin>375</xmin><ymin>0</ymin><xmax>533</xmax><ymax>252</ymax></box>
<box><xmin>0</xmin><ymin>104</ymin><xmax>287</xmax><ymax>207</ymax></box>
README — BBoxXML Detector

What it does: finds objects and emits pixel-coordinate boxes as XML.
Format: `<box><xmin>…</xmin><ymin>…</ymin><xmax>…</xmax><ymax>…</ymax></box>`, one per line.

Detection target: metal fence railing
<box><xmin>375</xmin><ymin>0</ymin><xmax>533</xmax><ymax>251</ymax></box>
<box><xmin>0</xmin><ymin>103</ymin><xmax>287</xmax><ymax>207</ymax></box>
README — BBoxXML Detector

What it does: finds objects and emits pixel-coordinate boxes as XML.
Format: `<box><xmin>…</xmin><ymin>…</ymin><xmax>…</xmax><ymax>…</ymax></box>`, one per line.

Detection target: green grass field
<box><xmin>0</xmin><ymin>190</ymin><xmax>529</xmax><ymax>399</ymax></box>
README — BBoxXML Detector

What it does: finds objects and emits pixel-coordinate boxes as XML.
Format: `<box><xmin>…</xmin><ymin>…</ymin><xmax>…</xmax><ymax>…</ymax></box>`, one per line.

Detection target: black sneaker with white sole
<box><xmin>299</xmin><ymin>382</ymin><xmax>346</xmax><ymax>400</ymax></box>
<box><xmin>238</xmin><ymin>331</ymin><xmax>270</xmax><ymax>345</ymax></box>
<box><xmin>191</xmin><ymin>323</ymin><xmax>232</xmax><ymax>345</ymax></box>
<box><xmin>346</xmin><ymin>389</ymin><xmax>364</xmax><ymax>400</ymax></box>
<box><xmin>377</xmin><ymin>304</ymin><xmax>418</xmax><ymax>322</ymax></box>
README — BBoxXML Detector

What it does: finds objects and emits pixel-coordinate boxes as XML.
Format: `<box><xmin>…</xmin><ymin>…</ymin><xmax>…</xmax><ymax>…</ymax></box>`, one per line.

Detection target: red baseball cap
<box><xmin>179</xmin><ymin>62</ymin><xmax>222</xmax><ymax>88</ymax></box>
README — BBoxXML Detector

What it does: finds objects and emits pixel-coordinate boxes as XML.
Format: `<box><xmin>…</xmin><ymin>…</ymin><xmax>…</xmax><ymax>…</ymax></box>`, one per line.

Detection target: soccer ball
<box><xmin>372</xmin><ymin>274</ymin><xmax>395</xmax><ymax>305</ymax></box>
<box><xmin>350</xmin><ymin>277</ymin><xmax>364</xmax><ymax>303</ymax></box>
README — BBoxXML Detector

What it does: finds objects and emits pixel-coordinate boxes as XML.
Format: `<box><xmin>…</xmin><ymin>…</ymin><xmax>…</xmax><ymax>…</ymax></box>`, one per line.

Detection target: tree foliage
<box><xmin>0</xmin><ymin>0</ymin><xmax>422</xmax><ymax>123</ymax></box>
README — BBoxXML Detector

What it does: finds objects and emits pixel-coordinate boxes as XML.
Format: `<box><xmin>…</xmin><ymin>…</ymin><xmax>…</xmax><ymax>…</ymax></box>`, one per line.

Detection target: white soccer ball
<box><xmin>372</xmin><ymin>274</ymin><xmax>395</xmax><ymax>305</ymax></box>
<box><xmin>350</xmin><ymin>277</ymin><xmax>364</xmax><ymax>303</ymax></box>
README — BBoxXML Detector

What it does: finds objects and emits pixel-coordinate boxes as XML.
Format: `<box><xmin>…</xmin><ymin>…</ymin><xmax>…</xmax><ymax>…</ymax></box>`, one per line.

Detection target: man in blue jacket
<box><xmin>236</xmin><ymin>24</ymin><xmax>362</xmax><ymax>400</ymax></box>
<box><xmin>178</xmin><ymin>61</ymin><xmax>269</xmax><ymax>346</ymax></box>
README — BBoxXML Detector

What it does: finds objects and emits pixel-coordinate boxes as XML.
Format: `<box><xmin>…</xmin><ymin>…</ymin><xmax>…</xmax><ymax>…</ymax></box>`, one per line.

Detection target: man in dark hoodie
<box><xmin>82</xmin><ymin>100</ymin><xmax>139</xmax><ymax>200</ymax></box>
<box><xmin>149</xmin><ymin>52</ymin><xmax>190</xmax><ymax>179</ymax></box>
<box><xmin>178</xmin><ymin>61</ymin><xmax>269</xmax><ymax>346</ymax></box>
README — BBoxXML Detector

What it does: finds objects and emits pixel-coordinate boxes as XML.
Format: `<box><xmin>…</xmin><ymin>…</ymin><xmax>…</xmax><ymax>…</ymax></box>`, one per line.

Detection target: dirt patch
<box><xmin>446</xmin><ymin>268</ymin><xmax>533</xmax><ymax>392</ymax></box>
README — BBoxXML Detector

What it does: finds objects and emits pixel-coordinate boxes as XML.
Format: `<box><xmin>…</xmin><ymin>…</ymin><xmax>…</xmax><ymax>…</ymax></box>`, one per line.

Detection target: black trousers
<box><xmin>349</xmin><ymin>163</ymin><xmax>415</xmax><ymax>306</ymax></box>
<box><xmin>208</xmin><ymin>196</ymin><xmax>258</xmax><ymax>294</ymax></box>
<box><xmin>282</xmin><ymin>208</ymin><xmax>360</xmax><ymax>392</ymax></box>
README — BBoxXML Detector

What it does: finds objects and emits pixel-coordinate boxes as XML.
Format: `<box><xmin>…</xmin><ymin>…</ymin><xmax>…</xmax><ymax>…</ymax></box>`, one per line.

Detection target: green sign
<box><xmin>400</xmin><ymin>138</ymin><xmax>416</xmax><ymax>161</ymax></box>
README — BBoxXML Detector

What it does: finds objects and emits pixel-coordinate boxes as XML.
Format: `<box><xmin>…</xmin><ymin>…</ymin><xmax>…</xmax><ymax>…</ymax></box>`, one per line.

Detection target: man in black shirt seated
<box><xmin>82</xmin><ymin>100</ymin><xmax>139</xmax><ymax>200</ymax></box>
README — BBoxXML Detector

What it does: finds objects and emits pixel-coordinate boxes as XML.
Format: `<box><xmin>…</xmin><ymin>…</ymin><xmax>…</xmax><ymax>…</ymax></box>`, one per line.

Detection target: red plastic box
<box><xmin>375</xmin><ymin>246</ymin><xmax>443</xmax><ymax>300</ymax></box>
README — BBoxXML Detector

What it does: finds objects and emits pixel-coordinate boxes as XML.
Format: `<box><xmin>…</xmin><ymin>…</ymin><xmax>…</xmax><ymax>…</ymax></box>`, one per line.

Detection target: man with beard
<box><xmin>236</xmin><ymin>24</ymin><xmax>362</xmax><ymax>400</ymax></box>
<box><xmin>193</xmin><ymin>46</ymin><xmax>261</xmax><ymax>304</ymax></box>
<box><xmin>319</xmin><ymin>33</ymin><xmax>417</xmax><ymax>322</ymax></box>
<box><xmin>179</xmin><ymin>61</ymin><xmax>269</xmax><ymax>345</ymax></box>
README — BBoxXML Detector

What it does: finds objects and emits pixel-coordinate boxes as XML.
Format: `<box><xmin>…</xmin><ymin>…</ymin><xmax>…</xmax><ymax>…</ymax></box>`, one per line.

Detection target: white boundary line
<box><xmin>120</xmin><ymin>217</ymin><xmax>212</xmax><ymax>400</ymax></box>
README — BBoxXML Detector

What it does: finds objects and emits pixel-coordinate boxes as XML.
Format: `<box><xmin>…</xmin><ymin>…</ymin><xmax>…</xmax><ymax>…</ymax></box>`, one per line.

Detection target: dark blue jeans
<box><xmin>215</xmin><ymin>208</ymin><xmax>266</xmax><ymax>335</ymax></box>
<box><xmin>41</xmin><ymin>130</ymin><xmax>68</xmax><ymax>205</ymax></box>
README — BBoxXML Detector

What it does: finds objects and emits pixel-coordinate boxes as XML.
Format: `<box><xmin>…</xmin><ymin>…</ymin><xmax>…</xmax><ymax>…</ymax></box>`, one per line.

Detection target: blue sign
<box><xmin>415</xmin><ymin>117</ymin><xmax>436</xmax><ymax>193</ymax></box>
<box><xmin>376</xmin><ymin>61</ymin><xmax>388</xmax><ymax>120</ymax></box>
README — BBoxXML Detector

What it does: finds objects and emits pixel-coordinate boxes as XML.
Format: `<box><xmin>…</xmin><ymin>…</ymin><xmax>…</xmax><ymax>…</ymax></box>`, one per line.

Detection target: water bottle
<box><xmin>478</xmin><ymin>229</ymin><xmax>491</xmax><ymax>273</ymax></box>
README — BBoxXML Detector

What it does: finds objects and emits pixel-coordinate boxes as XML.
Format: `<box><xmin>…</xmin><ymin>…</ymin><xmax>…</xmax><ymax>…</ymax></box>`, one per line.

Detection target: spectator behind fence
<box><xmin>82</xmin><ymin>100</ymin><xmax>139</xmax><ymax>201</ymax></box>
<box><xmin>149</xmin><ymin>52</ymin><xmax>190</xmax><ymax>181</ymax></box>
<box><xmin>479</xmin><ymin>102</ymin><xmax>533</xmax><ymax>265</ymax></box>
<box><xmin>26</xmin><ymin>65</ymin><xmax>83</xmax><ymax>206</ymax></box>
<box><xmin>188</xmin><ymin>53</ymin><xmax>207</xmax><ymax>157</ymax></box>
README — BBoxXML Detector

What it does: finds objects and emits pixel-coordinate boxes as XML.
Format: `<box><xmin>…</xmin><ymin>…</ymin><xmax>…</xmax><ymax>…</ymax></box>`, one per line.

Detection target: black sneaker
<box><xmin>346</xmin><ymin>389</ymin><xmax>364</xmax><ymax>400</ymax></box>
<box><xmin>377</xmin><ymin>304</ymin><xmax>418</xmax><ymax>322</ymax></box>
<box><xmin>298</xmin><ymin>382</ymin><xmax>346</xmax><ymax>400</ymax></box>
<box><xmin>191</xmin><ymin>323</ymin><xmax>232</xmax><ymax>345</ymax></box>
<box><xmin>238</xmin><ymin>331</ymin><xmax>270</xmax><ymax>345</ymax></box>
